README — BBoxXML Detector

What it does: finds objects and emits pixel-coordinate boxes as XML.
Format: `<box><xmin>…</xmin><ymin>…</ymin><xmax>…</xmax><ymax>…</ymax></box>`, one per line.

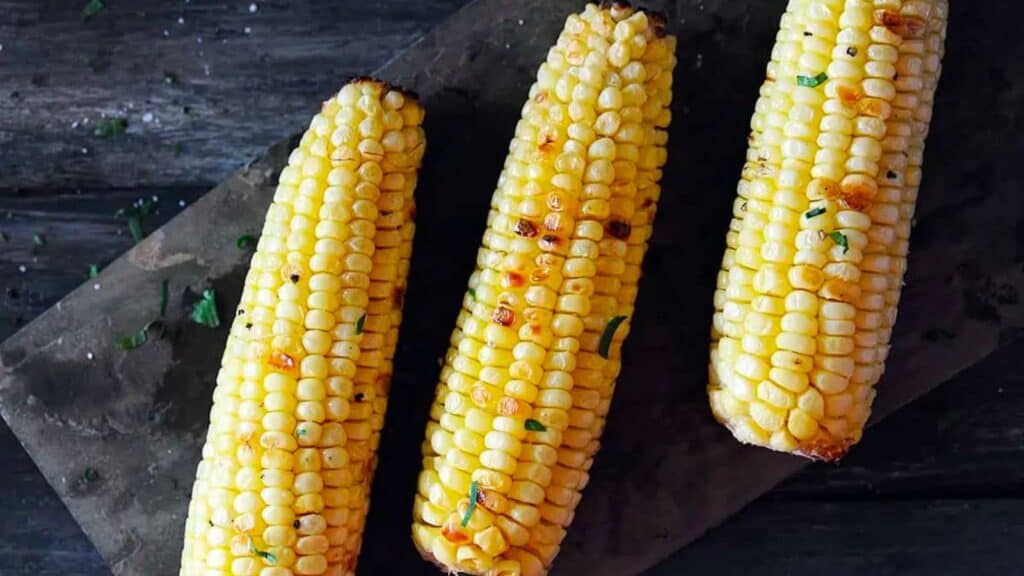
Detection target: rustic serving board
<box><xmin>1</xmin><ymin>0</ymin><xmax>1020</xmax><ymax>575</ymax></box>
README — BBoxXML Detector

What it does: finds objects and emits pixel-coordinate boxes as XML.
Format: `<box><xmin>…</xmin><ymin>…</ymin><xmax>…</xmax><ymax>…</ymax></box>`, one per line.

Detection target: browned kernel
<box><xmin>268</xmin><ymin>351</ymin><xmax>296</xmax><ymax>372</ymax></box>
<box><xmin>503</xmin><ymin>272</ymin><xmax>526</xmax><ymax>289</ymax></box>
<box><xmin>874</xmin><ymin>9</ymin><xmax>925</xmax><ymax>37</ymax></box>
<box><xmin>492</xmin><ymin>306</ymin><xmax>516</xmax><ymax>327</ymax></box>
<box><xmin>605</xmin><ymin>219</ymin><xmax>632</xmax><ymax>240</ymax></box>
<box><xmin>837</xmin><ymin>83</ymin><xmax>863</xmax><ymax>105</ymax></box>
<box><xmin>441</xmin><ymin>520</ymin><xmax>469</xmax><ymax>543</ymax></box>
<box><xmin>534</xmin><ymin>91</ymin><xmax>549</xmax><ymax>104</ymax></box>
<box><xmin>393</xmin><ymin>286</ymin><xmax>405</xmax><ymax>309</ymax></box>
<box><xmin>874</xmin><ymin>9</ymin><xmax>901</xmax><ymax>27</ymax></box>
<box><xmin>538</xmin><ymin>130</ymin><xmax>558</xmax><ymax>154</ymax></box>
<box><xmin>514</xmin><ymin>219</ymin><xmax>539</xmax><ymax>238</ymax></box>
<box><xmin>539</xmin><ymin>235</ymin><xmax>562</xmax><ymax>252</ymax></box>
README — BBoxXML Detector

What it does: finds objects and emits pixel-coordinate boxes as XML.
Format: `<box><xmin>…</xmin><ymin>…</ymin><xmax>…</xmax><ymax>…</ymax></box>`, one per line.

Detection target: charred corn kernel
<box><xmin>414</xmin><ymin>4</ymin><xmax>675</xmax><ymax>574</ymax></box>
<box><xmin>709</xmin><ymin>0</ymin><xmax>947</xmax><ymax>461</ymax></box>
<box><xmin>180</xmin><ymin>79</ymin><xmax>424</xmax><ymax>576</ymax></box>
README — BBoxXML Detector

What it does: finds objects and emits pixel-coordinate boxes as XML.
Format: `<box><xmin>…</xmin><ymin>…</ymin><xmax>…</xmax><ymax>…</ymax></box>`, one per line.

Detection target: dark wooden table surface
<box><xmin>1</xmin><ymin>1</ymin><xmax>1021</xmax><ymax>575</ymax></box>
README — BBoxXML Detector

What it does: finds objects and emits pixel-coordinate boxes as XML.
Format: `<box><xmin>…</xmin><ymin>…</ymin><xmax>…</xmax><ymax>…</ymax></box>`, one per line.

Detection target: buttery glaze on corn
<box><xmin>179</xmin><ymin>78</ymin><xmax>425</xmax><ymax>576</ymax></box>
<box><xmin>411</xmin><ymin>3</ymin><xmax>676</xmax><ymax>574</ymax></box>
<box><xmin>708</xmin><ymin>0</ymin><xmax>948</xmax><ymax>460</ymax></box>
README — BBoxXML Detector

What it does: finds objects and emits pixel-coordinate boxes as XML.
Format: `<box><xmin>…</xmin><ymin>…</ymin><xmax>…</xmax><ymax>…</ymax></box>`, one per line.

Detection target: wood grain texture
<box><xmin>0</xmin><ymin>0</ymin><xmax>471</xmax><ymax>190</ymax></box>
<box><xmin>0</xmin><ymin>0</ymin><xmax>1022</xmax><ymax>575</ymax></box>
<box><xmin>650</xmin><ymin>499</ymin><xmax>1024</xmax><ymax>576</ymax></box>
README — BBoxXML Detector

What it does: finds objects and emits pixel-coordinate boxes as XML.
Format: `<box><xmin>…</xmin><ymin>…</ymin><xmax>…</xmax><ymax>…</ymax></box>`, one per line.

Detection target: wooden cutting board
<box><xmin>1</xmin><ymin>0</ymin><xmax>1020</xmax><ymax>574</ymax></box>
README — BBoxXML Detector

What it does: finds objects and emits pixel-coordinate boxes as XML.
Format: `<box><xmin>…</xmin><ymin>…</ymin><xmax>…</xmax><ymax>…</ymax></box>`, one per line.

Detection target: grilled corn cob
<box><xmin>179</xmin><ymin>78</ymin><xmax>425</xmax><ymax>576</ymax></box>
<box><xmin>411</xmin><ymin>3</ymin><xmax>675</xmax><ymax>574</ymax></box>
<box><xmin>708</xmin><ymin>0</ymin><xmax>947</xmax><ymax>460</ymax></box>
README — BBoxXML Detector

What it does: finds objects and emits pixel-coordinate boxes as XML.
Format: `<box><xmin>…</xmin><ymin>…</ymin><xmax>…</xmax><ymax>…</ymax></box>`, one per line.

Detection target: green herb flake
<box><xmin>173</xmin><ymin>142</ymin><xmax>184</xmax><ymax>156</ymax></box>
<box><xmin>32</xmin><ymin>233</ymin><xmax>46</xmax><ymax>247</ymax></box>
<box><xmin>598</xmin><ymin>315</ymin><xmax>628</xmax><ymax>359</ymax></box>
<box><xmin>236</xmin><ymin>234</ymin><xmax>258</xmax><ymax>250</ymax></box>
<box><xmin>829</xmin><ymin>231</ymin><xmax>850</xmax><ymax>254</ymax></box>
<box><xmin>355</xmin><ymin>313</ymin><xmax>366</xmax><ymax>335</ymax></box>
<box><xmin>249</xmin><ymin>540</ymin><xmax>278</xmax><ymax>565</ymax></box>
<box><xmin>796</xmin><ymin>72</ymin><xmax>828</xmax><ymax>88</ymax></box>
<box><xmin>191</xmin><ymin>289</ymin><xmax>221</xmax><ymax>328</ymax></box>
<box><xmin>296</xmin><ymin>428</ymin><xmax>307</xmax><ymax>437</ymax></box>
<box><xmin>159</xmin><ymin>279</ymin><xmax>169</xmax><ymax>317</ymax></box>
<box><xmin>117</xmin><ymin>319</ymin><xmax>165</xmax><ymax>350</ymax></box>
<box><xmin>467</xmin><ymin>288</ymin><xmax>477</xmax><ymax>301</ymax></box>
<box><xmin>93</xmin><ymin>117</ymin><xmax>128</xmax><ymax>138</ymax></box>
<box><xmin>116</xmin><ymin>198</ymin><xmax>156</xmax><ymax>244</ymax></box>
<box><xmin>88</xmin><ymin>264</ymin><xmax>100</xmax><ymax>278</ymax></box>
<box><xmin>81</xmin><ymin>0</ymin><xmax>104</xmax><ymax>21</ymax></box>
<box><xmin>461</xmin><ymin>481</ymin><xmax>479</xmax><ymax>528</ymax></box>
<box><xmin>524</xmin><ymin>419</ymin><xmax>547</xmax><ymax>432</ymax></box>
<box><xmin>805</xmin><ymin>206</ymin><xmax>827</xmax><ymax>219</ymax></box>
<box><xmin>128</xmin><ymin>218</ymin><xmax>145</xmax><ymax>242</ymax></box>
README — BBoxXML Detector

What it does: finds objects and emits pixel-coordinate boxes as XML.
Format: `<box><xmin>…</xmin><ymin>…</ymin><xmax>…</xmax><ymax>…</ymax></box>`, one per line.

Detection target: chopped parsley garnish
<box><xmin>829</xmin><ymin>231</ymin><xmax>850</xmax><ymax>254</ymax></box>
<box><xmin>93</xmin><ymin>117</ymin><xmax>128</xmax><ymax>138</ymax></box>
<box><xmin>805</xmin><ymin>206</ymin><xmax>827</xmax><ymax>219</ymax></box>
<box><xmin>191</xmin><ymin>289</ymin><xmax>221</xmax><ymax>328</ymax></box>
<box><xmin>81</xmin><ymin>0</ymin><xmax>104</xmax><ymax>21</ymax></box>
<box><xmin>117</xmin><ymin>279</ymin><xmax>171</xmax><ymax>350</ymax></box>
<box><xmin>116</xmin><ymin>198</ymin><xmax>156</xmax><ymax>243</ymax></box>
<box><xmin>249</xmin><ymin>541</ymin><xmax>277</xmax><ymax>564</ymax></box>
<box><xmin>598</xmin><ymin>316</ymin><xmax>628</xmax><ymax>359</ymax></box>
<box><xmin>796</xmin><ymin>72</ymin><xmax>828</xmax><ymax>88</ymax></box>
<box><xmin>236</xmin><ymin>234</ymin><xmax>258</xmax><ymax>250</ymax></box>
<box><xmin>468</xmin><ymin>288</ymin><xmax>476</xmax><ymax>301</ymax></box>
<box><xmin>461</xmin><ymin>481</ymin><xmax>479</xmax><ymax>528</ymax></box>
<box><xmin>525</xmin><ymin>419</ymin><xmax>547</xmax><ymax>432</ymax></box>
<box><xmin>355</xmin><ymin>313</ymin><xmax>366</xmax><ymax>335</ymax></box>
<box><xmin>89</xmin><ymin>264</ymin><xmax>100</xmax><ymax>278</ymax></box>
<box><xmin>296</xmin><ymin>428</ymin><xmax>307</xmax><ymax>437</ymax></box>
<box><xmin>118</xmin><ymin>319</ymin><xmax>165</xmax><ymax>350</ymax></box>
<box><xmin>32</xmin><ymin>233</ymin><xmax>46</xmax><ymax>246</ymax></box>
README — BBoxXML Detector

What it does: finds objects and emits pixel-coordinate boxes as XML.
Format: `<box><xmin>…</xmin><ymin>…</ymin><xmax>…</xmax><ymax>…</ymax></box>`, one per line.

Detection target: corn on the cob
<box><xmin>179</xmin><ymin>78</ymin><xmax>425</xmax><ymax>576</ymax></box>
<box><xmin>411</xmin><ymin>3</ymin><xmax>675</xmax><ymax>574</ymax></box>
<box><xmin>708</xmin><ymin>0</ymin><xmax>947</xmax><ymax>460</ymax></box>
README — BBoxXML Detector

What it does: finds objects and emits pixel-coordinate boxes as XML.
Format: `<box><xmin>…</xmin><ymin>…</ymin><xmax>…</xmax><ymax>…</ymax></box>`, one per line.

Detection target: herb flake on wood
<box><xmin>94</xmin><ymin>117</ymin><xmax>128</xmax><ymax>138</ymax></box>
<box><xmin>191</xmin><ymin>289</ymin><xmax>220</xmax><ymax>328</ymax></box>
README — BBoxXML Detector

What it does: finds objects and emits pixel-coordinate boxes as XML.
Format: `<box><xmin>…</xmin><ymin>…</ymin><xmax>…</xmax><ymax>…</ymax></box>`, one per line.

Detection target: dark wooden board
<box><xmin>651</xmin><ymin>499</ymin><xmax>1024</xmax><ymax>576</ymax></box>
<box><xmin>0</xmin><ymin>1</ymin><xmax>1022</xmax><ymax>575</ymax></box>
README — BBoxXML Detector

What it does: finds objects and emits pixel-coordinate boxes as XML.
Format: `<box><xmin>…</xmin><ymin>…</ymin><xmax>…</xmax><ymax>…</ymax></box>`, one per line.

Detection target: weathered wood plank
<box><xmin>0</xmin><ymin>421</ymin><xmax>106</xmax><ymax>576</ymax></box>
<box><xmin>0</xmin><ymin>0</ymin><xmax>472</xmax><ymax>190</ymax></box>
<box><xmin>0</xmin><ymin>187</ymin><xmax>207</xmax><ymax>339</ymax></box>
<box><xmin>649</xmin><ymin>498</ymin><xmax>1024</xmax><ymax>576</ymax></box>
